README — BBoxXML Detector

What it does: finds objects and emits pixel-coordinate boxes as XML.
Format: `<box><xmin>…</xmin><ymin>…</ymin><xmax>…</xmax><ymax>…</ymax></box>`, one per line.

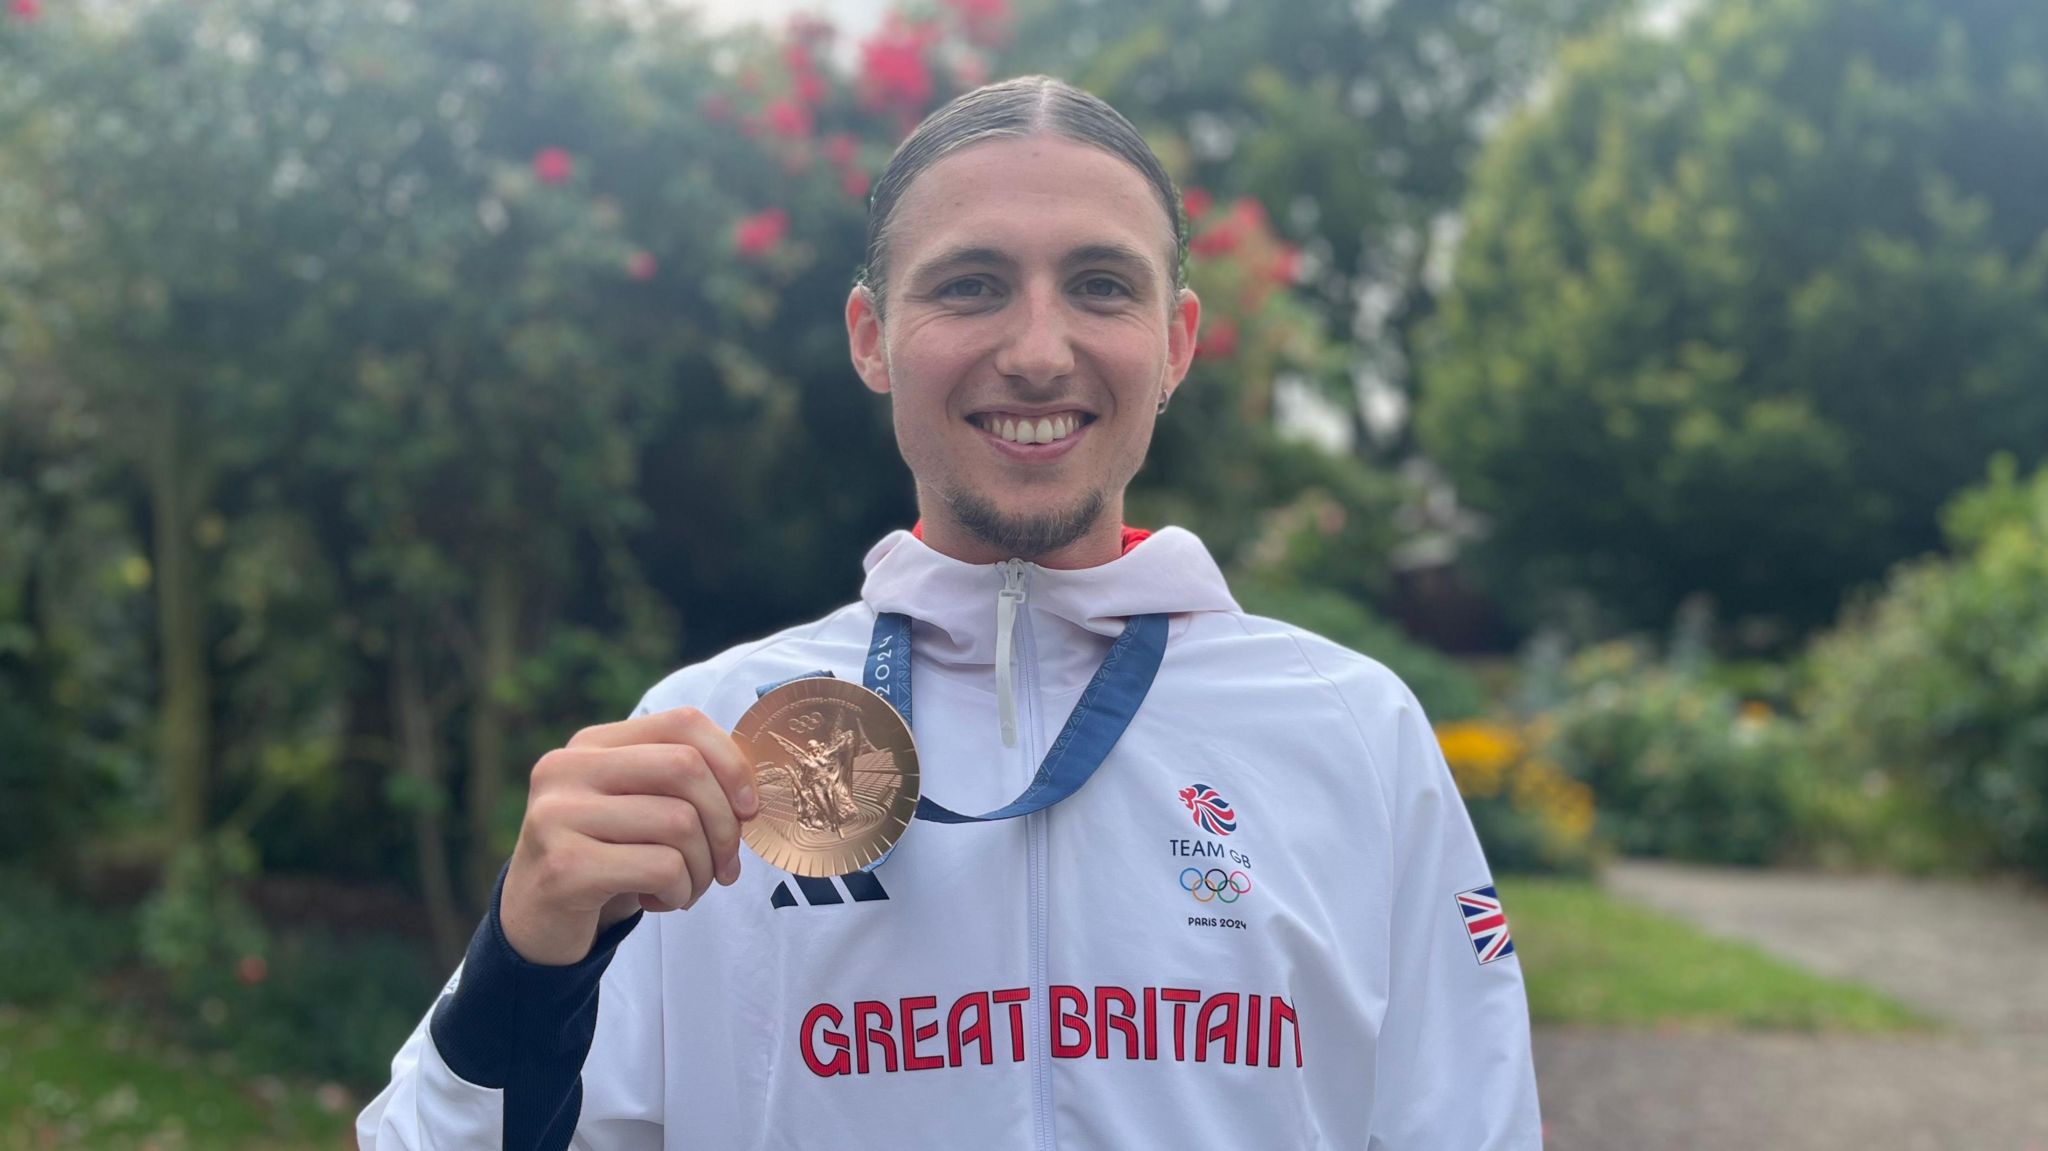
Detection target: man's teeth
<box><xmin>986</xmin><ymin>414</ymin><xmax>1081</xmax><ymax>445</ymax></box>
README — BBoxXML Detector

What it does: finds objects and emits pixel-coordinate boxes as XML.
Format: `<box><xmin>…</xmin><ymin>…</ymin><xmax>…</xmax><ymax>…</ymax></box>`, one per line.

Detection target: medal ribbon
<box><xmin>756</xmin><ymin>610</ymin><xmax>1169</xmax><ymax>824</ymax></box>
<box><xmin>868</xmin><ymin>610</ymin><xmax>1168</xmax><ymax>824</ymax></box>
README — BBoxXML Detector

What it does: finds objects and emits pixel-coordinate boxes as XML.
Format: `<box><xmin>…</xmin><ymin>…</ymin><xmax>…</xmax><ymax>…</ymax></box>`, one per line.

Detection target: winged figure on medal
<box><xmin>753</xmin><ymin>706</ymin><xmax>897</xmax><ymax>843</ymax></box>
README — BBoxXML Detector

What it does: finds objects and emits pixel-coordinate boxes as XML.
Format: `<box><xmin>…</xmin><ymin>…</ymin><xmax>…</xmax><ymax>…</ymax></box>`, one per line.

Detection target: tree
<box><xmin>1418</xmin><ymin>0</ymin><xmax>2048</xmax><ymax>637</ymax></box>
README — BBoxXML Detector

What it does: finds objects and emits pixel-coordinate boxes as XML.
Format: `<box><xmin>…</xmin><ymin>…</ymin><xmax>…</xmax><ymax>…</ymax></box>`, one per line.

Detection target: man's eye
<box><xmin>937</xmin><ymin>278</ymin><xmax>991</xmax><ymax>299</ymax></box>
<box><xmin>1080</xmin><ymin>277</ymin><xmax>1132</xmax><ymax>298</ymax></box>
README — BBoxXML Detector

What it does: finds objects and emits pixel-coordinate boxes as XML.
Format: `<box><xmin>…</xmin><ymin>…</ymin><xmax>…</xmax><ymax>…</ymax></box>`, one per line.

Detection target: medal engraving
<box><xmin>736</xmin><ymin>678</ymin><xmax>919</xmax><ymax>878</ymax></box>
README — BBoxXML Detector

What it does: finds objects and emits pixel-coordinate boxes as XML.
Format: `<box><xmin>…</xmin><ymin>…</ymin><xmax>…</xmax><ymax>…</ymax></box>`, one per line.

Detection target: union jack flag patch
<box><xmin>1456</xmin><ymin>885</ymin><xmax>1516</xmax><ymax>965</ymax></box>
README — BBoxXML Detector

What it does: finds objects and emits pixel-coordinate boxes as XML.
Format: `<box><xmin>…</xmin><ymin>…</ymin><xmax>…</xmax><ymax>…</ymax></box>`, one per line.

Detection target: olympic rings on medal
<box><xmin>1178</xmin><ymin>866</ymin><xmax>1253</xmax><ymax>904</ymax></box>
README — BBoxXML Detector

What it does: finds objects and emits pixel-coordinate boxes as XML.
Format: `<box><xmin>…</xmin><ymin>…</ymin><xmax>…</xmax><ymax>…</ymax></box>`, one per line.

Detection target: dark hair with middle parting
<box><xmin>856</xmin><ymin>75</ymin><xmax>1188</xmax><ymax>321</ymax></box>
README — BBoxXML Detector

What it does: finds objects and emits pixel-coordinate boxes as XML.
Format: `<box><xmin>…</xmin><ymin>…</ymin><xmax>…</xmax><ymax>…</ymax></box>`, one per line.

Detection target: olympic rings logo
<box><xmin>1180</xmin><ymin>867</ymin><xmax>1252</xmax><ymax>904</ymax></box>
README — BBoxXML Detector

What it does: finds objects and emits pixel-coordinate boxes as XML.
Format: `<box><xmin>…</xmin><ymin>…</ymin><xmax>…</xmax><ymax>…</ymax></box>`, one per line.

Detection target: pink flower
<box><xmin>951</xmin><ymin>52</ymin><xmax>991</xmax><ymax>90</ymax></box>
<box><xmin>1195</xmin><ymin>319</ymin><xmax>1239</xmax><ymax>360</ymax></box>
<box><xmin>7</xmin><ymin>0</ymin><xmax>39</xmax><ymax>21</ymax></box>
<box><xmin>841</xmin><ymin>169</ymin><xmax>871</xmax><ymax>199</ymax></box>
<box><xmin>1269</xmin><ymin>244</ymin><xmax>1301</xmax><ymax>284</ymax></box>
<box><xmin>1182</xmin><ymin>187</ymin><xmax>1213</xmax><ymax>221</ymax></box>
<box><xmin>531</xmin><ymin>147</ymin><xmax>574</xmax><ymax>186</ymax></box>
<box><xmin>625</xmin><ymin>250</ymin><xmax>657</xmax><ymax>281</ymax></box>
<box><xmin>1189</xmin><ymin>220</ymin><xmax>1240</xmax><ymax>258</ymax></box>
<box><xmin>794</xmin><ymin>71</ymin><xmax>828</xmax><ymax>105</ymax></box>
<box><xmin>859</xmin><ymin>17</ymin><xmax>939</xmax><ymax>116</ymax></box>
<box><xmin>734</xmin><ymin>207</ymin><xmax>789</xmax><ymax>258</ymax></box>
<box><xmin>764</xmin><ymin>98</ymin><xmax>812</xmax><ymax>138</ymax></box>
<box><xmin>1231</xmin><ymin>196</ymin><xmax>1268</xmax><ymax>228</ymax></box>
<box><xmin>825</xmin><ymin>133</ymin><xmax>861</xmax><ymax>168</ymax></box>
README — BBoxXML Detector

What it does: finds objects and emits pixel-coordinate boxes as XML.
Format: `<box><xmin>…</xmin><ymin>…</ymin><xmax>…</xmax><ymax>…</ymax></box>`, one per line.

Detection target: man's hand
<box><xmin>499</xmin><ymin>706</ymin><xmax>759</xmax><ymax>966</ymax></box>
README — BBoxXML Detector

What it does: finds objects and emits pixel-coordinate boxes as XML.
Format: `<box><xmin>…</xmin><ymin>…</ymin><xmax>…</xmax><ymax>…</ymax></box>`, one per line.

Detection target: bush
<box><xmin>0</xmin><ymin>869</ymin><xmax>137</xmax><ymax>1006</ymax></box>
<box><xmin>1800</xmin><ymin>457</ymin><xmax>2048</xmax><ymax>880</ymax></box>
<box><xmin>171</xmin><ymin>925</ymin><xmax>440</xmax><ymax>1088</ymax></box>
<box><xmin>1437</xmin><ymin>718</ymin><xmax>1600</xmax><ymax>875</ymax></box>
<box><xmin>1544</xmin><ymin>643</ymin><xmax>1802</xmax><ymax>865</ymax></box>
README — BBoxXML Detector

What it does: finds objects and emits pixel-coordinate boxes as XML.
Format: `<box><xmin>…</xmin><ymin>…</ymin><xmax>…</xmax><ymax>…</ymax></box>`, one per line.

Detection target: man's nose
<box><xmin>991</xmin><ymin>280</ymin><xmax>1076</xmax><ymax>387</ymax></box>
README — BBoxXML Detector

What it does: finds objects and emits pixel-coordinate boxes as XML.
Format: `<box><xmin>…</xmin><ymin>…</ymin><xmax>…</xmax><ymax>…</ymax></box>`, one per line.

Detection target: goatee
<box><xmin>943</xmin><ymin>485</ymin><xmax>1106</xmax><ymax>560</ymax></box>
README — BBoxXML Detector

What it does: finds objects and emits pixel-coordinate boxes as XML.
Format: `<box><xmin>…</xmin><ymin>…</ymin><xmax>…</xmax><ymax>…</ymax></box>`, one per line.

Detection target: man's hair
<box><xmin>857</xmin><ymin>75</ymin><xmax>1187</xmax><ymax>321</ymax></box>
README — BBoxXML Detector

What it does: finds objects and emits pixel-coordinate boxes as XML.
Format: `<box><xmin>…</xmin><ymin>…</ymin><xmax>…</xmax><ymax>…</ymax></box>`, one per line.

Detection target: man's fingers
<box><xmin>571</xmin><ymin>794</ymin><xmax>743</xmax><ymax>887</ymax></box>
<box><xmin>563</xmin><ymin>707</ymin><xmax>758</xmax><ymax>821</ymax></box>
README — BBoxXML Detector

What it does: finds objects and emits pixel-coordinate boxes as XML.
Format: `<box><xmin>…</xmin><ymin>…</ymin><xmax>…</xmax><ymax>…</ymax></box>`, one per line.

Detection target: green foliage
<box><xmin>1800</xmin><ymin>456</ymin><xmax>2048</xmax><ymax>880</ymax></box>
<box><xmin>0</xmin><ymin>871</ymin><xmax>136</xmax><ymax>1006</ymax></box>
<box><xmin>137</xmin><ymin>836</ymin><xmax>268</xmax><ymax>991</ymax></box>
<box><xmin>1502</xmin><ymin>877</ymin><xmax>1924</xmax><ymax>1032</ymax></box>
<box><xmin>172</xmin><ymin>927</ymin><xmax>439</xmax><ymax>1087</ymax></box>
<box><xmin>1421</xmin><ymin>0</ymin><xmax>2048</xmax><ymax>635</ymax></box>
<box><xmin>1545</xmin><ymin>642</ymin><xmax>1802</xmax><ymax>865</ymax></box>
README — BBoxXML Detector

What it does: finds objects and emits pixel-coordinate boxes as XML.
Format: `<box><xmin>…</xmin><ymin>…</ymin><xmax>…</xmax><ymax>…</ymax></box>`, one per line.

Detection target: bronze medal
<box><xmin>735</xmin><ymin>678</ymin><xmax>920</xmax><ymax>878</ymax></box>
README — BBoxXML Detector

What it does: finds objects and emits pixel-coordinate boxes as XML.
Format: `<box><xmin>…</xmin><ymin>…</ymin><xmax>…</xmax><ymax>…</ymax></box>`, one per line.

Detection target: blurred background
<box><xmin>2</xmin><ymin>0</ymin><xmax>2045</xmax><ymax>1146</ymax></box>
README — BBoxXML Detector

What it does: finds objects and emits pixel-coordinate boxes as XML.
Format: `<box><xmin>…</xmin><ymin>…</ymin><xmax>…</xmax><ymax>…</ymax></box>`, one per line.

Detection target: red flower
<box><xmin>764</xmin><ymin>98</ymin><xmax>812</xmax><ymax>138</ymax></box>
<box><xmin>841</xmin><ymin>169</ymin><xmax>871</xmax><ymax>199</ymax></box>
<box><xmin>1195</xmin><ymin>319</ymin><xmax>1239</xmax><ymax>360</ymax></box>
<box><xmin>236</xmin><ymin>955</ymin><xmax>269</xmax><ymax>987</ymax></box>
<box><xmin>825</xmin><ymin>133</ymin><xmax>861</xmax><ymax>168</ymax></box>
<box><xmin>531</xmin><ymin>147</ymin><xmax>574</xmax><ymax>186</ymax></box>
<box><xmin>1189</xmin><ymin>221</ymin><xmax>1240</xmax><ymax>258</ymax></box>
<box><xmin>859</xmin><ymin>17</ymin><xmax>939</xmax><ymax>117</ymax></box>
<box><xmin>1182</xmin><ymin>187</ymin><xmax>1213</xmax><ymax>221</ymax></box>
<box><xmin>794</xmin><ymin>71</ymin><xmax>828</xmax><ymax>105</ymax></box>
<box><xmin>783</xmin><ymin>42</ymin><xmax>815</xmax><ymax>77</ymax></box>
<box><xmin>625</xmin><ymin>250</ymin><xmax>658</xmax><ymax>281</ymax></box>
<box><xmin>7</xmin><ymin>0</ymin><xmax>39</xmax><ymax>21</ymax></box>
<box><xmin>1269</xmin><ymin>244</ymin><xmax>1301</xmax><ymax>284</ymax></box>
<box><xmin>734</xmin><ymin>207</ymin><xmax>789</xmax><ymax>258</ymax></box>
<box><xmin>1230</xmin><ymin>196</ymin><xmax>1268</xmax><ymax>228</ymax></box>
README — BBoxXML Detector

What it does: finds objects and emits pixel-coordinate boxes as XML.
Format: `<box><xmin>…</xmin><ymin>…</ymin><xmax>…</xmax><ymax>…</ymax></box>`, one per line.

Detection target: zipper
<box><xmin>1014</xmin><ymin>570</ymin><xmax>1056</xmax><ymax>1151</ymax></box>
<box><xmin>994</xmin><ymin>559</ymin><xmax>1027</xmax><ymax>748</ymax></box>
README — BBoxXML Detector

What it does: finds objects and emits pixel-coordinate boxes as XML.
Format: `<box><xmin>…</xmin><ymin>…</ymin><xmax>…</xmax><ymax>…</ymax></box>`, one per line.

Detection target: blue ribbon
<box><xmin>755</xmin><ymin>610</ymin><xmax>1170</xmax><ymax>825</ymax></box>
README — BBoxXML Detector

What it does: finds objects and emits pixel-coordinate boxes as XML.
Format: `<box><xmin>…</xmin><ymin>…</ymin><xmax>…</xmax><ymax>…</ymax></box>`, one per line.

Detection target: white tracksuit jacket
<box><xmin>358</xmin><ymin>527</ymin><xmax>1542</xmax><ymax>1149</ymax></box>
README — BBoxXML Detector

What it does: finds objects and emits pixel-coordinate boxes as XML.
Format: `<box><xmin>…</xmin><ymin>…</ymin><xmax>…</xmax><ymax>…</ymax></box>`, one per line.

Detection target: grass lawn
<box><xmin>0</xmin><ymin>1005</ymin><xmax>356</xmax><ymax>1150</ymax></box>
<box><xmin>1499</xmin><ymin>875</ymin><xmax>1927</xmax><ymax>1032</ymax></box>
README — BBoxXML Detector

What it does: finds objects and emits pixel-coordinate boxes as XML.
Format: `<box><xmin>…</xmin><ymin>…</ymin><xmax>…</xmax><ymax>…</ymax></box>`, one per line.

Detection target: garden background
<box><xmin>2</xmin><ymin>0</ymin><xmax>2045</xmax><ymax>1145</ymax></box>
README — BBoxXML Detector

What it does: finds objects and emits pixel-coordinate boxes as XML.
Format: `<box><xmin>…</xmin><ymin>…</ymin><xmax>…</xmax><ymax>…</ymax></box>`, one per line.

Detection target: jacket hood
<box><xmin>859</xmin><ymin>526</ymin><xmax>1241</xmax><ymax>668</ymax></box>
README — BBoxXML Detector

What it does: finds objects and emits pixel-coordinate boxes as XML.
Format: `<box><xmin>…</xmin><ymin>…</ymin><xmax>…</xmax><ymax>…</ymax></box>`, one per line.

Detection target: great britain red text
<box><xmin>800</xmin><ymin>985</ymin><xmax>1303</xmax><ymax>1077</ymax></box>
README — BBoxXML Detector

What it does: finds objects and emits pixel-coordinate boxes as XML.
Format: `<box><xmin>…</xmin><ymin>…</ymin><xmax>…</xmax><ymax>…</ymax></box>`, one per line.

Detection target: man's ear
<box><xmin>1161</xmin><ymin>286</ymin><xmax>1202</xmax><ymax>405</ymax></box>
<box><xmin>847</xmin><ymin>285</ymin><xmax>891</xmax><ymax>395</ymax></box>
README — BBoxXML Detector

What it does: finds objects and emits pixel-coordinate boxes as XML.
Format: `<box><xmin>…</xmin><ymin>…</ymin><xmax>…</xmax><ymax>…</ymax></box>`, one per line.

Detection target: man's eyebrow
<box><xmin>904</xmin><ymin>242</ymin><xmax>1164</xmax><ymax>283</ymax></box>
<box><xmin>1061</xmin><ymin>242</ymin><xmax>1158</xmax><ymax>277</ymax></box>
<box><xmin>905</xmin><ymin>245</ymin><xmax>1017</xmax><ymax>281</ymax></box>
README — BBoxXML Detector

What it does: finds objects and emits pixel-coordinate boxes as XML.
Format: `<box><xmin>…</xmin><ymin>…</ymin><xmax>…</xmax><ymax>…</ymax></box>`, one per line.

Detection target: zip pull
<box><xmin>994</xmin><ymin>558</ymin><xmax>1028</xmax><ymax>748</ymax></box>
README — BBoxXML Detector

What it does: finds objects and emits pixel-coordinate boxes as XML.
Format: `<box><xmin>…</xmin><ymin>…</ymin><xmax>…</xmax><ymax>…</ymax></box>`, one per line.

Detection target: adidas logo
<box><xmin>771</xmin><ymin>871</ymin><xmax>890</xmax><ymax>909</ymax></box>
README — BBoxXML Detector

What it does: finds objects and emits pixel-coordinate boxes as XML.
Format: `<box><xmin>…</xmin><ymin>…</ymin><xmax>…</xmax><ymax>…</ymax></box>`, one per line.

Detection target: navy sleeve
<box><xmin>429</xmin><ymin>864</ymin><xmax>645</xmax><ymax>1151</ymax></box>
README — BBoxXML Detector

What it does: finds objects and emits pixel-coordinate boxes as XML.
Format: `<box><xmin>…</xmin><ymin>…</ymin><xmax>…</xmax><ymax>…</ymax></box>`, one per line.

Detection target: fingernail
<box><xmin>717</xmin><ymin>855</ymin><xmax>740</xmax><ymax>885</ymax></box>
<box><xmin>738</xmin><ymin>784</ymin><xmax>757</xmax><ymax>817</ymax></box>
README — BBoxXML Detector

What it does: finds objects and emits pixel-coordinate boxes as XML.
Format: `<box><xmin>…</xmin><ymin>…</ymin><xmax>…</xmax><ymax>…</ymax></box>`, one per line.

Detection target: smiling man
<box><xmin>360</xmin><ymin>76</ymin><xmax>1541</xmax><ymax>1150</ymax></box>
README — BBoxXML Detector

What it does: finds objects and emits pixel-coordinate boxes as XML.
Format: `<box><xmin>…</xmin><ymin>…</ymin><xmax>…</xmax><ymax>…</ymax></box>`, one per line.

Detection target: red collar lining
<box><xmin>909</xmin><ymin>521</ymin><xmax>1152</xmax><ymax>557</ymax></box>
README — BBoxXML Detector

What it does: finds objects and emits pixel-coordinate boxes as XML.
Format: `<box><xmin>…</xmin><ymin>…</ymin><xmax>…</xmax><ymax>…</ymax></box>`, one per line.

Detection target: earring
<box><xmin>1157</xmin><ymin>392</ymin><xmax>1170</xmax><ymax>415</ymax></box>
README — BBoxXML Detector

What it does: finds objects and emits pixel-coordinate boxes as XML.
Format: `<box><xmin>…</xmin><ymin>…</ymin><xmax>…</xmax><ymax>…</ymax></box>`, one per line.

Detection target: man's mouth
<box><xmin>965</xmin><ymin>411</ymin><xmax>1096</xmax><ymax>446</ymax></box>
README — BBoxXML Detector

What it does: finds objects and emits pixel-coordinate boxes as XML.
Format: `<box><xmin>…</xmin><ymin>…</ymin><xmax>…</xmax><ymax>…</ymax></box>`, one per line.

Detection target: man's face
<box><xmin>847</xmin><ymin>135</ymin><xmax>1200</xmax><ymax>564</ymax></box>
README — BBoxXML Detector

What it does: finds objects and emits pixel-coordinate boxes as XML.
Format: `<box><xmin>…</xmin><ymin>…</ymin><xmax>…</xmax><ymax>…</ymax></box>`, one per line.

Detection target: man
<box><xmin>360</xmin><ymin>75</ymin><xmax>1541</xmax><ymax>1149</ymax></box>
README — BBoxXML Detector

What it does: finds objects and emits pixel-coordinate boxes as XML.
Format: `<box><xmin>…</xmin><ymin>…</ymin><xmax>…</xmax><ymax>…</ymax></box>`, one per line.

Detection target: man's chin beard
<box><xmin>942</xmin><ymin>486</ymin><xmax>1107</xmax><ymax>561</ymax></box>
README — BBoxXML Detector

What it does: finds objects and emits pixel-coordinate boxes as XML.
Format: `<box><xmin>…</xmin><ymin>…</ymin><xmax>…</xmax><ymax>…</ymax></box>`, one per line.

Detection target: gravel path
<box><xmin>1532</xmin><ymin>861</ymin><xmax>2048</xmax><ymax>1150</ymax></box>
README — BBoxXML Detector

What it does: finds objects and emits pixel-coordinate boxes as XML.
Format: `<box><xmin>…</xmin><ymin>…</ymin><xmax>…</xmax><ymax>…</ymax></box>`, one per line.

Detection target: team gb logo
<box><xmin>1179</xmin><ymin>783</ymin><xmax>1237</xmax><ymax>837</ymax></box>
